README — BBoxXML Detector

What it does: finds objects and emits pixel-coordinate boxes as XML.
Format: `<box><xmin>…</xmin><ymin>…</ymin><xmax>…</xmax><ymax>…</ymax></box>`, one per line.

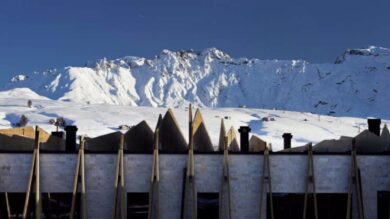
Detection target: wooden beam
<box><xmin>70</xmin><ymin>136</ymin><xmax>88</xmax><ymax>219</ymax></box>
<box><xmin>219</xmin><ymin>135</ymin><xmax>232</xmax><ymax>219</ymax></box>
<box><xmin>81</xmin><ymin>137</ymin><xmax>87</xmax><ymax>219</ymax></box>
<box><xmin>303</xmin><ymin>143</ymin><xmax>318</xmax><ymax>219</ymax></box>
<box><xmin>182</xmin><ymin>104</ymin><xmax>197</xmax><ymax>219</ymax></box>
<box><xmin>148</xmin><ymin>129</ymin><xmax>160</xmax><ymax>219</ymax></box>
<box><xmin>346</xmin><ymin>138</ymin><xmax>365</xmax><ymax>219</ymax></box>
<box><xmin>112</xmin><ymin>134</ymin><xmax>125</xmax><ymax>219</ymax></box>
<box><xmin>23</xmin><ymin>126</ymin><xmax>41</xmax><ymax>219</ymax></box>
<box><xmin>5</xmin><ymin>193</ymin><xmax>11</xmax><ymax>218</ymax></box>
<box><xmin>259</xmin><ymin>144</ymin><xmax>273</xmax><ymax>219</ymax></box>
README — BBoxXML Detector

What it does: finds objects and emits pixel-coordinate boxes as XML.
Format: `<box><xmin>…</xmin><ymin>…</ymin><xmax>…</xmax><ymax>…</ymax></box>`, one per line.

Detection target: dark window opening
<box><xmin>0</xmin><ymin>192</ymin><xmax>79</xmax><ymax>219</ymax></box>
<box><xmin>378</xmin><ymin>191</ymin><xmax>390</xmax><ymax>219</ymax></box>
<box><xmin>267</xmin><ymin>193</ymin><xmax>349</xmax><ymax>219</ymax></box>
<box><xmin>42</xmin><ymin>193</ymin><xmax>79</xmax><ymax>219</ymax></box>
<box><xmin>0</xmin><ymin>193</ymin><xmax>28</xmax><ymax>218</ymax></box>
<box><xmin>127</xmin><ymin>193</ymin><xmax>149</xmax><ymax>219</ymax></box>
<box><xmin>197</xmin><ymin>193</ymin><xmax>219</xmax><ymax>219</ymax></box>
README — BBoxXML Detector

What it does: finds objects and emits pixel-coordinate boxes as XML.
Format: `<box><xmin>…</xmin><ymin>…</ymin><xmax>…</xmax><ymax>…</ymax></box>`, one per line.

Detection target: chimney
<box><xmin>65</xmin><ymin>126</ymin><xmax>78</xmax><ymax>152</ymax></box>
<box><xmin>238</xmin><ymin>126</ymin><xmax>251</xmax><ymax>152</ymax></box>
<box><xmin>367</xmin><ymin>118</ymin><xmax>381</xmax><ymax>136</ymax></box>
<box><xmin>282</xmin><ymin>133</ymin><xmax>293</xmax><ymax>150</ymax></box>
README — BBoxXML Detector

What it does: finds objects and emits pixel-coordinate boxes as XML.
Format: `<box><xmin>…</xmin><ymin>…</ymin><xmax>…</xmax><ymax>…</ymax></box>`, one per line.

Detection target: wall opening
<box><xmin>0</xmin><ymin>193</ymin><xmax>28</xmax><ymax>218</ymax></box>
<box><xmin>197</xmin><ymin>193</ymin><xmax>219</xmax><ymax>219</ymax></box>
<box><xmin>42</xmin><ymin>193</ymin><xmax>78</xmax><ymax>218</ymax></box>
<box><xmin>378</xmin><ymin>191</ymin><xmax>390</xmax><ymax>219</ymax></box>
<box><xmin>0</xmin><ymin>192</ymin><xmax>79</xmax><ymax>219</ymax></box>
<box><xmin>127</xmin><ymin>193</ymin><xmax>149</xmax><ymax>219</ymax></box>
<box><xmin>267</xmin><ymin>193</ymin><xmax>349</xmax><ymax>219</ymax></box>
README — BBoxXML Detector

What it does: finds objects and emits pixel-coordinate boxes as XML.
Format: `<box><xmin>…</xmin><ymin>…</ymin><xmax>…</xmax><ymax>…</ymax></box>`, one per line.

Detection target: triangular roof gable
<box><xmin>354</xmin><ymin>130</ymin><xmax>388</xmax><ymax>152</ymax></box>
<box><xmin>227</xmin><ymin>127</ymin><xmax>240</xmax><ymax>152</ymax></box>
<box><xmin>86</xmin><ymin>131</ymin><xmax>123</xmax><ymax>151</ymax></box>
<box><xmin>125</xmin><ymin>120</ymin><xmax>154</xmax><ymax>152</ymax></box>
<box><xmin>381</xmin><ymin>124</ymin><xmax>390</xmax><ymax>143</ymax></box>
<box><xmin>192</xmin><ymin>109</ymin><xmax>213</xmax><ymax>152</ymax></box>
<box><xmin>159</xmin><ymin>109</ymin><xmax>188</xmax><ymax>152</ymax></box>
<box><xmin>218</xmin><ymin>119</ymin><xmax>226</xmax><ymax>151</ymax></box>
<box><xmin>249</xmin><ymin>135</ymin><xmax>267</xmax><ymax>152</ymax></box>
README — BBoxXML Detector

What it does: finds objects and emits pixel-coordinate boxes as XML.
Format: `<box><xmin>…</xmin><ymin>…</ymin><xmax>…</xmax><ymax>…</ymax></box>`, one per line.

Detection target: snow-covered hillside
<box><xmin>3</xmin><ymin>46</ymin><xmax>390</xmax><ymax>118</ymax></box>
<box><xmin>1</xmin><ymin>97</ymin><xmax>387</xmax><ymax>151</ymax></box>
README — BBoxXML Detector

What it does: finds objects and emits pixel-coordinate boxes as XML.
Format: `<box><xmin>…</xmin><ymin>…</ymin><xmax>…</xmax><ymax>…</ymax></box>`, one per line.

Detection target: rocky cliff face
<box><xmin>3</xmin><ymin>46</ymin><xmax>390</xmax><ymax>118</ymax></box>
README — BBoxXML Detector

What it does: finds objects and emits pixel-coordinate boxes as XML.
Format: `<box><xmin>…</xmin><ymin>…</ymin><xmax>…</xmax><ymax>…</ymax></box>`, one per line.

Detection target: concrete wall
<box><xmin>0</xmin><ymin>153</ymin><xmax>388</xmax><ymax>219</ymax></box>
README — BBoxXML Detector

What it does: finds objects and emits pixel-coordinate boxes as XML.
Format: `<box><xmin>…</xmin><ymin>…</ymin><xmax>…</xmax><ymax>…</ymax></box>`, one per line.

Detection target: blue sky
<box><xmin>0</xmin><ymin>0</ymin><xmax>389</xmax><ymax>81</ymax></box>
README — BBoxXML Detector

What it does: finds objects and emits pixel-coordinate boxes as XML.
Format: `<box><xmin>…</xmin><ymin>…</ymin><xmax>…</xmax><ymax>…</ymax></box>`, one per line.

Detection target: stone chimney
<box><xmin>238</xmin><ymin>126</ymin><xmax>251</xmax><ymax>152</ymax></box>
<box><xmin>282</xmin><ymin>133</ymin><xmax>293</xmax><ymax>150</ymax></box>
<box><xmin>65</xmin><ymin>126</ymin><xmax>78</xmax><ymax>152</ymax></box>
<box><xmin>367</xmin><ymin>118</ymin><xmax>381</xmax><ymax>136</ymax></box>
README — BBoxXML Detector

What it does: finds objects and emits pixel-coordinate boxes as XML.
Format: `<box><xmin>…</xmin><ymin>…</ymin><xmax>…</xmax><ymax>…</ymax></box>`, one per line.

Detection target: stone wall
<box><xmin>0</xmin><ymin>153</ymin><xmax>388</xmax><ymax>218</ymax></box>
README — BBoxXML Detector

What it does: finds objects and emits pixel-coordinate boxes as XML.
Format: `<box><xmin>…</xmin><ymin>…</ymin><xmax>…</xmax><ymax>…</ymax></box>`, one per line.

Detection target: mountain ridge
<box><xmin>3</xmin><ymin>46</ymin><xmax>390</xmax><ymax>118</ymax></box>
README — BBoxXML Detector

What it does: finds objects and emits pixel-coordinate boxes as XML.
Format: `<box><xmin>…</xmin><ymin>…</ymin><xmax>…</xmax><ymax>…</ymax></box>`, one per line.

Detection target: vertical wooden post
<box><xmin>70</xmin><ymin>136</ymin><xmax>88</xmax><ymax>219</ymax></box>
<box><xmin>148</xmin><ymin>129</ymin><xmax>160</xmax><ymax>219</ymax></box>
<box><xmin>182</xmin><ymin>104</ymin><xmax>197</xmax><ymax>219</ymax></box>
<box><xmin>5</xmin><ymin>193</ymin><xmax>11</xmax><ymax>218</ymax></box>
<box><xmin>23</xmin><ymin>126</ymin><xmax>41</xmax><ymax>219</ymax></box>
<box><xmin>346</xmin><ymin>139</ymin><xmax>364</xmax><ymax>219</ymax></box>
<box><xmin>112</xmin><ymin>135</ymin><xmax>125</xmax><ymax>219</ymax></box>
<box><xmin>259</xmin><ymin>144</ymin><xmax>273</xmax><ymax>219</ymax></box>
<box><xmin>81</xmin><ymin>137</ymin><xmax>87</xmax><ymax>219</ymax></box>
<box><xmin>219</xmin><ymin>135</ymin><xmax>232</xmax><ymax>219</ymax></box>
<box><xmin>35</xmin><ymin>136</ymin><xmax>41</xmax><ymax>219</ymax></box>
<box><xmin>303</xmin><ymin>143</ymin><xmax>318</xmax><ymax>219</ymax></box>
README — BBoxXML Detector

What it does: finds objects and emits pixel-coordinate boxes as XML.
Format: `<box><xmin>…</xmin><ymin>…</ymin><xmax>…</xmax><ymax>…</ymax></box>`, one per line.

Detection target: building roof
<box><xmin>381</xmin><ymin>124</ymin><xmax>390</xmax><ymax>142</ymax></box>
<box><xmin>218</xmin><ymin>119</ymin><xmax>227</xmax><ymax>151</ymax></box>
<box><xmin>280</xmin><ymin>129</ymin><xmax>390</xmax><ymax>153</ymax></box>
<box><xmin>226</xmin><ymin>127</ymin><xmax>240</xmax><ymax>152</ymax></box>
<box><xmin>0</xmin><ymin>126</ymin><xmax>65</xmax><ymax>151</ymax></box>
<box><xmin>158</xmin><ymin>109</ymin><xmax>188</xmax><ymax>152</ymax></box>
<box><xmin>249</xmin><ymin>135</ymin><xmax>267</xmax><ymax>152</ymax></box>
<box><xmin>86</xmin><ymin>131</ymin><xmax>123</xmax><ymax>151</ymax></box>
<box><xmin>192</xmin><ymin>109</ymin><xmax>214</xmax><ymax>152</ymax></box>
<box><xmin>125</xmin><ymin>120</ymin><xmax>154</xmax><ymax>152</ymax></box>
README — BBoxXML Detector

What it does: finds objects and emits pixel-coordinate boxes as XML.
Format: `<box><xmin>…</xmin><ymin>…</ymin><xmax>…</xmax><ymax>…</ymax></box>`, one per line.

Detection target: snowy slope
<box><xmin>3</xmin><ymin>46</ymin><xmax>390</xmax><ymax>118</ymax></box>
<box><xmin>0</xmin><ymin>88</ymin><xmax>49</xmax><ymax>100</ymax></box>
<box><xmin>1</xmin><ymin>97</ymin><xmax>387</xmax><ymax>151</ymax></box>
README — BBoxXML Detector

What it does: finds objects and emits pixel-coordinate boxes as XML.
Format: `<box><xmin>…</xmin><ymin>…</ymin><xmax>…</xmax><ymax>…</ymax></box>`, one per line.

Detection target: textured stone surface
<box><xmin>0</xmin><ymin>153</ymin><xmax>388</xmax><ymax>219</ymax></box>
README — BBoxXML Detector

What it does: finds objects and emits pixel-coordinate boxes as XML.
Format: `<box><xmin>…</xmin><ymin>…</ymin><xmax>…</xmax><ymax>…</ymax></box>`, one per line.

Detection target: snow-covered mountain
<box><xmin>3</xmin><ymin>46</ymin><xmax>390</xmax><ymax>118</ymax></box>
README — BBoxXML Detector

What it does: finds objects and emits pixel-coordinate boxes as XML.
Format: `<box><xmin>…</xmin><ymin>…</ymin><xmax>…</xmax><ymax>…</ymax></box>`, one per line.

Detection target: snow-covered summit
<box><xmin>0</xmin><ymin>88</ymin><xmax>49</xmax><ymax>100</ymax></box>
<box><xmin>335</xmin><ymin>46</ymin><xmax>390</xmax><ymax>64</ymax></box>
<box><xmin>3</xmin><ymin>46</ymin><xmax>390</xmax><ymax>118</ymax></box>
